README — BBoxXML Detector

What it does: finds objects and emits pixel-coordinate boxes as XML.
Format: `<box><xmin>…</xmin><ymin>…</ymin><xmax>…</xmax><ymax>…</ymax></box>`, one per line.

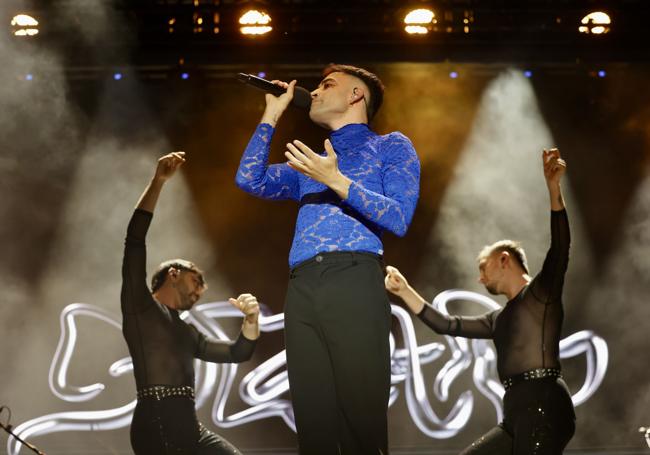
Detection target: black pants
<box><xmin>130</xmin><ymin>396</ymin><xmax>241</xmax><ymax>455</ymax></box>
<box><xmin>285</xmin><ymin>252</ymin><xmax>392</xmax><ymax>455</ymax></box>
<box><xmin>460</xmin><ymin>378</ymin><xmax>576</xmax><ymax>455</ymax></box>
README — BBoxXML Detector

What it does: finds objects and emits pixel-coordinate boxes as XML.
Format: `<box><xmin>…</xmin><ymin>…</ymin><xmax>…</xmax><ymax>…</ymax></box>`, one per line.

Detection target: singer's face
<box><xmin>309</xmin><ymin>72</ymin><xmax>353</xmax><ymax>127</ymax></box>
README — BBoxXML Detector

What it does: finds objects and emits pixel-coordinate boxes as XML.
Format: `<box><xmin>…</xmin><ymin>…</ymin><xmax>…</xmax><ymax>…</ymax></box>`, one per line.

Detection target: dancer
<box><xmin>236</xmin><ymin>64</ymin><xmax>420</xmax><ymax>454</ymax></box>
<box><xmin>385</xmin><ymin>148</ymin><xmax>575</xmax><ymax>454</ymax></box>
<box><xmin>122</xmin><ymin>151</ymin><xmax>260</xmax><ymax>454</ymax></box>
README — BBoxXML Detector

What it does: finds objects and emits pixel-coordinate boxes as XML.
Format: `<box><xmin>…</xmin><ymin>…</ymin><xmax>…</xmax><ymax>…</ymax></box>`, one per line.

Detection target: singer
<box><xmin>122</xmin><ymin>152</ymin><xmax>261</xmax><ymax>455</ymax></box>
<box><xmin>235</xmin><ymin>64</ymin><xmax>420</xmax><ymax>454</ymax></box>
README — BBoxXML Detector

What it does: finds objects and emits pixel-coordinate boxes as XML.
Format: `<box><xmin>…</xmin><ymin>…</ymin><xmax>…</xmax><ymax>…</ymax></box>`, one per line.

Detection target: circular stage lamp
<box><xmin>239</xmin><ymin>9</ymin><xmax>272</xmax><ymax>36</ymax></box>
<box><xmin>579</xmin><ymin>11</ymin><xmax>611</xmax><ymax>35</ymax></box>
<box><xmin>11</xmin><ymin>14</ymin><xmax>39</xmax><ymax>36</ymax></box>
<box><xmin>404</xmin><ymin>8</ymin><xmax>436</xmax><ymax>35</ymax></box>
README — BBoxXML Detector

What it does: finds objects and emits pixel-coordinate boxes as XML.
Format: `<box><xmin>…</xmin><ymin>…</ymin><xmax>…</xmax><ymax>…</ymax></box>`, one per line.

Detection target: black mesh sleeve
<box><xmin>195</xmin><ymin>331</ymin><xmax>257</xmax><ymax>363</ymax></box>
<box><xmin>121</xmin><ymin>209</ymin><xmax>154</xmax><ymax>315</ymax></box>
<box><xmin>530</xmin><ymin>209</ymin><xmax>571</xmax><ymax>305</ymax></box>
<box><xmin>417</xmin><ymin>305</ymin><xmax>496</xmax><ymax>339</ymax></box>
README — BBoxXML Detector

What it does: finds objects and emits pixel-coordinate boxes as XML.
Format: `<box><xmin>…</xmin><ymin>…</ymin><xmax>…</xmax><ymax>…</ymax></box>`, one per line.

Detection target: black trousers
<box><xmin>459</xmin><ymin>378</ymin><xmax>576</xmax><ymax>455</ymax></box>
<box><xmin>130</xmin><ymin>396</ymin><xmax>241</xmax><ymax>455</ymax></box>
<box><xmin>285</xmin><ymin>251</ymin><xmax>392</xmax><ymax>455</ymax></box>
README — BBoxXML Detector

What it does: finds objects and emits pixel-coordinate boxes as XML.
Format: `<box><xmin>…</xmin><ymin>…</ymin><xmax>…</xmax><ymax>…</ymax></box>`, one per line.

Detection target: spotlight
<box><xmin>404</xmin><ymin>8</ymin><xmax>436</xmax><ymax>35</ymax></box>
<box><xmin>449</xmin><ymin>71</ymin><xmax>458</xmax><ymax>79</ymax></box>
<box><xmin>25</xmin><ymin>73</ymin><xmax>33</xmax><ymax>81</ymax></box>
<box><xmin>11</xmin><ymin>14</ymin><xmax>39</xmax><ymax>36</ymax></box>
<box><xmin>257</xmin><ymin>71</ymin><xmax>267</xmax><ymax>78</ymax></box>
<box><xmin>598</xmin><ymin>70</ymin><xmax>606</xmax><ymax>78</ymax></box>
<box><xmin>239</xmin><ymin>9</ymin><xmax>272</xmax><ymax>36</ymax></box>
<box><xmin>113</xmin><ymin>73</ymin><xmax>122</xmax><ymax>81</ymax></box>
<box><xmin>579</xmin><ymin>11</ymin><xmax>611</xmax><ymax>35</ymax></box>
<box><xmin>524</xmin><ymin>70</ymin><xmax>533</xmax><ymax>78</ymax></box>
<box><xmin>181</xmin><ymin>72</ymin><xmax>190</xmax><ymax>80</ymax></box>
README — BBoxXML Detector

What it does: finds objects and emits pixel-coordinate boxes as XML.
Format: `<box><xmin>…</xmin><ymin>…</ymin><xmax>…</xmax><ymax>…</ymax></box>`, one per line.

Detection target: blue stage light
<box><xmin>450</xmin><ymin>71</ymin><xmax>458</xmax><ymax>79</ymax></box>
<box><xmin>113</xmin><ymin>73</ymin><xmax>122</xmax><ymax>80</ymax></box>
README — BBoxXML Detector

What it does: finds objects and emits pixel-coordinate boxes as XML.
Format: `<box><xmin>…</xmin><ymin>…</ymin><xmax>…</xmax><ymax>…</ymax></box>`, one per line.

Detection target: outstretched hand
<box><xmin>385</xmin><ymin>265</ymin><xmax>409</xmax><ymax>296</ymax></box>
<box><xmin>155</xmin><ymin>151</ymin><xmax>186</xmax><ymax>182</ymax></box>
<box><xmin>136</xmin><ymin>151</ymin><xmax>186</xmax><ymax>212</ymax></box>
<box><xmin>543</xmin><ymin>148</ymin><xmax>566</xmax><ymax>186</ymax></box>
<box><xmin>229</xmin><ymin>293</ymin><xmax>260</xmax><ymax>323</ymax></box>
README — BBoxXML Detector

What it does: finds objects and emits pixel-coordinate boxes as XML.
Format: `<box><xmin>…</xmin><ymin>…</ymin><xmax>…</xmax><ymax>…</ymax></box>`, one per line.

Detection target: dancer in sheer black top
<box><xmin>385</xmin><ymin>149</ymin><xmax>575</xmax><ymax>454</ymax></box>
<box><xmin>122</xmin><ymin>152</ymin><xmax>260</xmax><ymax>454</ymax></box>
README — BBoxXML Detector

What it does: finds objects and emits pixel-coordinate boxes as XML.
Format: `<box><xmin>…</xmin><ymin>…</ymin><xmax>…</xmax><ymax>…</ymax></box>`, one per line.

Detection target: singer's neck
<box><xmin>315</xmin><ymin>110</ymin><xmax>368</xmax><ymax>131</ymax></box>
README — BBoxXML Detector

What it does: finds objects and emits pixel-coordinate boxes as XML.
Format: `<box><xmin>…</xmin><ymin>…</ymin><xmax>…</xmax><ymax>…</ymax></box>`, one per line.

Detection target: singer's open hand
<box><xmin>285</xmin><ymin>139</ymin><xmax>353</xmax><ymax>199</ymax></box>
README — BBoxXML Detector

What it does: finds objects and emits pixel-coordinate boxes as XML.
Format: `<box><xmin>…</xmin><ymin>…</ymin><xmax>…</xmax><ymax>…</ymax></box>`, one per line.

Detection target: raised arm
<box><xmin>121</xmin><ymin>152</ymin><xmax>186</xmax><ymax>314</ymax></box>
<box><xmin>195</xmin><ymin>293</ymin><xmax>260</xmax><ymax>363</ymax></box>
<box><xmin>284</xmin><ymin>133</ymin><xmax>420</xmax><ymax>236</ymax></box>
<box><xmin>531</xmin><ymin>148</ymin><xmax>570</xmax><ymax>304</ymax></box>
<box><xmin>235</xmin><ymin>80</ymin><xmax>300</xmax><ymax>200</ymax></box>
<box><xmin>385</xmin><ymin>266</ymin><xmax>494</xmax><ymax>339</ymax></box>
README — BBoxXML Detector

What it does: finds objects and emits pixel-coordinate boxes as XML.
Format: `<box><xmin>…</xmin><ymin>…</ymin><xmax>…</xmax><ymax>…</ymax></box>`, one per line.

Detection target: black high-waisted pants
<box><xmin>285</xmin><ymin>251</ymin><xmax>392</xmax><ymax>455</ymax></box>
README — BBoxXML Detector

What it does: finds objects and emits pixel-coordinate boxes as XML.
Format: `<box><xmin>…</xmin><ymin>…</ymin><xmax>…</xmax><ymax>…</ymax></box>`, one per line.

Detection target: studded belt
<box><xmin>502</xmin><ymin>368</ymin><xmax>562</xmax><ymax>391</ymax></box>
<box><xmin>136</xmin><ymin>385</ymin><xmax>195</xmax><ymax>401</ymax></box>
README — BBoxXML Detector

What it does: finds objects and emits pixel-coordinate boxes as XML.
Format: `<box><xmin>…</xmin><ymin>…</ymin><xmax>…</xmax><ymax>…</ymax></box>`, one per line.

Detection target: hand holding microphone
<box><xmin>237</xmin><ymin>73</ymin><xmax>312</xmax><ymax>109</ymax></box>
<box><xmin>237</xmin><ymin>73</ymin><xmax>311</xmax><ymax>127</ymax></box>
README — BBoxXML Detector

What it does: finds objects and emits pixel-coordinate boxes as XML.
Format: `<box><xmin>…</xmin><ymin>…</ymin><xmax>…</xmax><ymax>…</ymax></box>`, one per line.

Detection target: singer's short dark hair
<box><xmin>322</xmin><ymin>64</ymin><xmax>385</xmax><ymax>122</ymax></box>
<box><xmin>151</xmin><ymin>259</ymin><xmax>206</xmax><ymax>293</ymax></box>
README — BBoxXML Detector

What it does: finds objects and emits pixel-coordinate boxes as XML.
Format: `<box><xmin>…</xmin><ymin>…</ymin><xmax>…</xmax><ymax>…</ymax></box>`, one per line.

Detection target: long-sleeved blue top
<box><xmin>235</xmin><ymin>122</ymin><xmax>420</xmax><ymax>267</ymax></box>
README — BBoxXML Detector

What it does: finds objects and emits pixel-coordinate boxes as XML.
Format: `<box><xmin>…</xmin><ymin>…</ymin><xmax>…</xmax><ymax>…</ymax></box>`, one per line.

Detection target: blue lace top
<box><xmin>235</xmin><ymin>122</ymin><xmax>420</xmax><ymax>268</ymax></box>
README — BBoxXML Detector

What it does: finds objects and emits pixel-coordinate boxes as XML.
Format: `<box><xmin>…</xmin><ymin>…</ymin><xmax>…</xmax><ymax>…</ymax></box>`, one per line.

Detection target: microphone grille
<box><xmin>292</xmin><ymin>86</ymin><xmax>312</xmax><ymax>109</ymax></box>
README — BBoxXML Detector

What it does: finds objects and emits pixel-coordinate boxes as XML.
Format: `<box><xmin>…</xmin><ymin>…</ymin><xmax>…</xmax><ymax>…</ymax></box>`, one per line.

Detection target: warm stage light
<box><xmin>239</xmin><ymin>9</ymin><xmax>272</xmax><ymax>36</ymax></box>
<box><xmin>11</xmin><ymin>14</ymin><xmax>39</xmax><ymax>36</ymax></box>
<box><xmin>404</xmin><ymin>8</ymin><xmax>436</xmax><ymax>35</ymax></box>
<box><xmin>579</xmin><ymin>11</ymin><xmax>611</xmax><ymax>35</ymax></box>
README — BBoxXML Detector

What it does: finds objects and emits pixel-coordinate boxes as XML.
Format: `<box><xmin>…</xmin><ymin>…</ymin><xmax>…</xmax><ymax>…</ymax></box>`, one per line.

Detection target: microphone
<box><xmin>237</xmin><ymin>73</ymin><xmax>312</xmax><ymax>109</ymax></box>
